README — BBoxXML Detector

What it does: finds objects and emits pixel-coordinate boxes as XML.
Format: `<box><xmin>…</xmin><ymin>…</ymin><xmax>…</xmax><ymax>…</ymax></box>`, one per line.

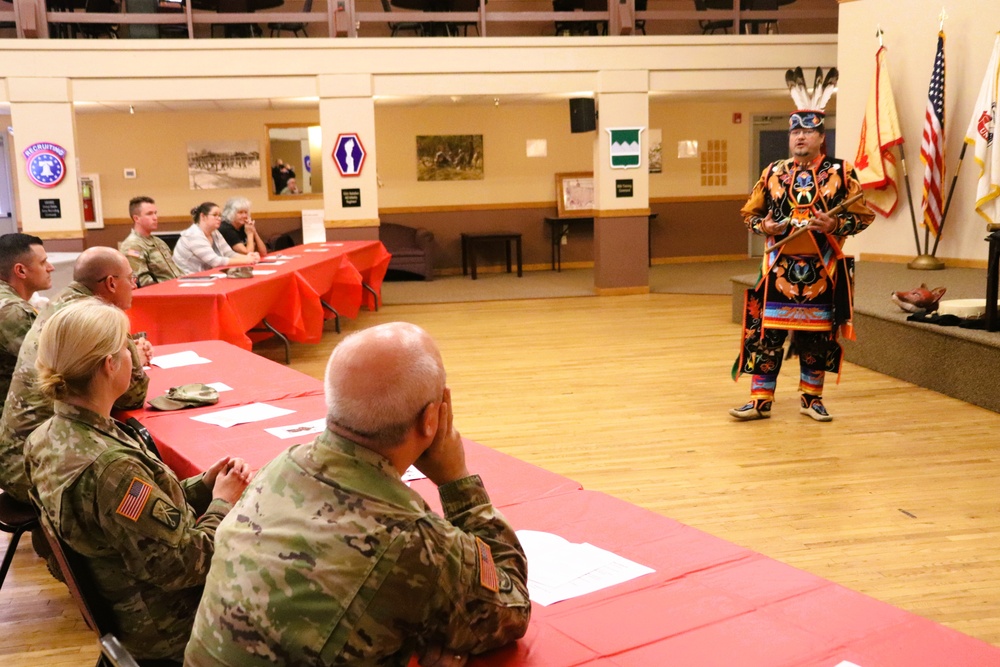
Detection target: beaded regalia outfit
<box><xmin>730</xmin><ymin>67</ymin><xmax>875</xmax><ymax>422</ymax></box>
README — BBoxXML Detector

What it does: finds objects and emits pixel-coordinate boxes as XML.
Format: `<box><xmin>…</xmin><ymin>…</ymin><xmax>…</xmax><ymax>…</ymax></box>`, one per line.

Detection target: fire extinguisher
<box><xmin>81</xmin><ymin>182</ymin><xmax>95</xmax><ymax>223</ymax></box>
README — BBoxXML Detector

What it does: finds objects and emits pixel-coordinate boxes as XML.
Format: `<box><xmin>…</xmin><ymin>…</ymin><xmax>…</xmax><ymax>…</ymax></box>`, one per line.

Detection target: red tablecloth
<box><xmin>126</xmin><ymin>241</ymin><xmax>389</xmax><ymax>349</ymax></box>
<box><xmin>129</xmin><ymin>343</ymin><xmax>583</xmax><ymax>507</ymax></box>
<box><xmin>342</xmin><ymin>240</ymin><xmax>392</xmax><ymax>311</ymax></box>
<box><xmin>121</xmin><ymin>342</ymin><xmax>1000</xmax><ymax>667</ymax></box>
<box><xmin>461</xmin><ymin>491</ymin><xmax>1000</xmax><ymax>667</ymax></box>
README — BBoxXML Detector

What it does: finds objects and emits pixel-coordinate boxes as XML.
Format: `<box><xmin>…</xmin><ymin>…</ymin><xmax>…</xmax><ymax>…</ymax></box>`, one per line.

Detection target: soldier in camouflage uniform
<box><xmin>25</xmin><ymin>299</ymin><xmax>251</xmax><ymax>662</ymax></box>
<box><xmin>119</xmin><ymin>196</ymin><xmax>186</xmax><ymax>287</ymax></box>
<box><xmin>0</xmin><ymin>233</ymin><xmax>53</xmax><ymax>413</ymax></box>
<box><xmin>185</xmin><ymin>322</ymin><xmax>531</xmax><ymax>667</ymax></box>
<box><xmin>0</xmin><ymin>247</ymin><xmax>151</xmax><ymax>503</ymax></box>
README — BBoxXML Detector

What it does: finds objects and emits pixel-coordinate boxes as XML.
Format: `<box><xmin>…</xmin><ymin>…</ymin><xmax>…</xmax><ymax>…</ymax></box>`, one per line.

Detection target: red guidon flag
<box><xmin>855</xmin><ymin>45</ymin><xmax>904</xmax><ymax>217</ymax></box>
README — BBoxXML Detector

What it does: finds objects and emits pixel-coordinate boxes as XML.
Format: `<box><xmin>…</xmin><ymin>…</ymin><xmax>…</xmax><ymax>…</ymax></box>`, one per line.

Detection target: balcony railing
<box><xmin>0</xmin><ymin>0</ymin><xmax>838</xmax><ymax>40</ymax></box>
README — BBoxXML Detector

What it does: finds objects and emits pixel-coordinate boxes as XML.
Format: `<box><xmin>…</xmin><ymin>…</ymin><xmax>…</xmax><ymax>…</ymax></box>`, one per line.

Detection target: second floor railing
<box><xmin>0</xmin><ymin>0</ymin><xmax>838</xmax><ymax>40</ymax></box>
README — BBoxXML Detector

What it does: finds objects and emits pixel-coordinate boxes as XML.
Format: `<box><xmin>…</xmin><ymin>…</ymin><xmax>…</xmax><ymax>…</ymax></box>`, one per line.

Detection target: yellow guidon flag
<box><xmin>854</xmin><ymin>45</ymin><xmax>904</xmax><ymax>217</ymax></box>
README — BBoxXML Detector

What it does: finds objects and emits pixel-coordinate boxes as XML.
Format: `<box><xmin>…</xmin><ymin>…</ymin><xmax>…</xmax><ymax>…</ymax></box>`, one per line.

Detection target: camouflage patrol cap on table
<box><xmin>224</xmin><ymin>266</ymin><xmax>253</xmax><ymax>279</ymax></box>
<box><xmin>148</xmin><ymin>384</ymin><xmax>220</xmax><ymax>411</ymax></box>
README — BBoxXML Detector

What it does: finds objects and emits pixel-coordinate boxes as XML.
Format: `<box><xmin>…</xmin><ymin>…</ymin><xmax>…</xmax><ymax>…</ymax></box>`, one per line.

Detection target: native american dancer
<box><xmin>731</xmin><ymin>67</ymin><xmax>875</xmax><ymax>422</ymax></box>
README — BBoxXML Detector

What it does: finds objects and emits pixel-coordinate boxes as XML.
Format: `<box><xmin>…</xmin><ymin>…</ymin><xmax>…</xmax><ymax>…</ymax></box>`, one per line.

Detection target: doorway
<box><xmin>0</xmin><ymin>132</ymin><xmax>17</xmax><ymax>235</ymax></box>
<box><xmin>748</xmin><ymin>114</ymin><xmax>836</xmax><ymax>256</ymax></box>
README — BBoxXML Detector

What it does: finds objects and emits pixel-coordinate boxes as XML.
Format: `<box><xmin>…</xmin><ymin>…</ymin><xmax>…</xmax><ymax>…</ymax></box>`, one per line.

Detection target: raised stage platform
<box><xmin>731</xmin><ymin>261</ymin><xmax>1000</xmax><ymax>414</ymax></box>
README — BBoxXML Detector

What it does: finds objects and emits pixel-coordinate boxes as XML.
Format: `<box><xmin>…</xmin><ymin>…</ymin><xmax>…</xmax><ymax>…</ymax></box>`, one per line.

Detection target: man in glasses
<box><xmin>0</xmin><ymin>247</ymin><xmax>151</xmax><ymax>504</ymax></box>
<box><xmin>730</xmin><ymin>105</ymin><xmax>875</xmax><ymax>423</ymax></box>
<box><xmin>186</xmin><ymin>322</ymin><xmax>530</xmax><ymax>667</ymax></box>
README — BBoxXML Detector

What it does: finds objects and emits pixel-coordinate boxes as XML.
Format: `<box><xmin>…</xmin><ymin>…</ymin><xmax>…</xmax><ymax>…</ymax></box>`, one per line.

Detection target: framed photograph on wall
<box><xmin>187</xmin><ymin>140</ymin><xmax>261</xmax><ymax>190</ymax></box>
<box><xmin>416</xmin><ymin>135</ymin><xmax>484</xmax><ymax>181</ymax></box>
<box><xmin>555</xmin><ymin>172</ymin><xmax>595</xmax><ymax>217</ymax></box>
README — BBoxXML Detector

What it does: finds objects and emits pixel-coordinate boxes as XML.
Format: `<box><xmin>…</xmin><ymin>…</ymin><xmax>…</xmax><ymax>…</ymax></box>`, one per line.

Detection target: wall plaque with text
<box><xmin>341</xmin><ymin>188</ymin><xmax>361</xmax><ymax>208</ymax></box>
<box><xmin>39</xmin><ymin>198</ymin><xmax>62</xmax><ymax>219</ymax></box>
<box><xmin>615</xmin><ymin>179</ymin><xmax>634</xmax><ymax>198</ymax></box>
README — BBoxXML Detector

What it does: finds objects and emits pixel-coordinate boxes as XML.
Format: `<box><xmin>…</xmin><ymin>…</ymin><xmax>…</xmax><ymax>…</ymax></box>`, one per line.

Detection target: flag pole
<box><xmin>896</xmin><ymin>147</ymin><xmax>923</xmax><ymax>255</ymax></box>
<box><xmin>930</xmin><ymin>141</ymin><xmax>968</xmax><ymax>257</ymax></box>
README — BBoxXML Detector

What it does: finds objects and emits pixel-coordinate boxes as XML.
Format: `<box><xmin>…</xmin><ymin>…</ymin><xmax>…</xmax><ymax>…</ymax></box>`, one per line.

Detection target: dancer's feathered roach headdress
<box><xmin>785</xmin><ymin>66</ymin><xmax>838</xmax><ymax>131</ymax></box>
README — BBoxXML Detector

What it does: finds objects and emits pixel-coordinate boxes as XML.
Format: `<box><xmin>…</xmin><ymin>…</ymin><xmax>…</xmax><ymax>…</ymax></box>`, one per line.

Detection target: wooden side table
<box><xmin>460</xmin><ymin>233</ymin><xmax>523</xmax><ymax>280</ymax></box>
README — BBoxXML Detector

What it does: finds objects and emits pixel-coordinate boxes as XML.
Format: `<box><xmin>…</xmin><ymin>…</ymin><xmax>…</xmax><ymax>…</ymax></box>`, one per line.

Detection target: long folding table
<box><xmin>118</xmin><ymin>341</ymin><xmax>1000</xmax><ymax>667</ymax></box>
<box><xmin>126</xmin><ymin>241</ymin><xmax>390</xmax><ymax>350</ymax></box>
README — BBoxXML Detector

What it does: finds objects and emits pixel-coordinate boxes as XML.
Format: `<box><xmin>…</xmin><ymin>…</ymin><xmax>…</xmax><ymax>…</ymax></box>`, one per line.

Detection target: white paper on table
<box><xmin>205</xmin><ymin>382</ymin><xmax>233</xmax><ymax>393</ymax></box>
<box><xmin>515</xmin><ymin>530</ymin><xmax>655</xmax><ymax>606</ymax></box>
<box><xmin>251</xmin><ymin>269</ymin><xmax>277</xmax><ymax>275</ymax></box>
<box><xmin>302</xmin><ymin>209</ymin><xmax>327</xmax><ymax>244</ymax></box>
<box><xmin>401</xmin><ymin>466</ymin><xmax>427</xmax><ymax>482</ymax></box>
<box><xmin>191</xmin><ymin>402</ymin><xmax>295</xmax><ymax>428</ymax></box>
<box><xmin>304</xmin><ymin>248</ymin><xmax>330</xmax><ymax>253</ymax></box>
<box><xmin>265</xmin><ymin>418</ymin><xmax>326</xmax><ymax>440</ymax></box>
<box><xmin>323</xmin><ymin>242</ymin><xmax>345</xmax><ymax>247</ymax></box>
<box><xmin>834</xmin><ymin>662</ymin><xmax>864</xmax><ymax>667</ymax></box>
<box><xmin>178</xmin><ymin>282</ymin><xmax>217</xmax><ymax>288</ymax></box>
<box><xmin>268</xmin><ymin>254</ymin><xmax>299</xmax><ymax>260</ymax></box>
<box><xmin>258</xmin><ymin>260</ymin><xmax>287</xmax><ymax>266</ymax></box>
<box><xmin>151</xmin><ymin>351</ymin><xmax>212</xmax><ymax>369</ymax></box>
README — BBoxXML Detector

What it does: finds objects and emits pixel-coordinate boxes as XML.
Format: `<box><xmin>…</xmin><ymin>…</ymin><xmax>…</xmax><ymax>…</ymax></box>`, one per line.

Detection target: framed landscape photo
<box><xmin>556</xmin><ymin>172</ymin><xmax>595</xmax><ymax>217</ymax></box>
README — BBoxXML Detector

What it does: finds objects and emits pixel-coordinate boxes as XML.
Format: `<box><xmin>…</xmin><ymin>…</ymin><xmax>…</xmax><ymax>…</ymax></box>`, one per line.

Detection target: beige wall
<box><xmin>838</xmin><ymin>0</ymin><xmax>998</xmax><ymax>262</ymax></box>
<box><xmin>75</xmin><ymin>109</ymin><xmax>318</xmax><ymax>221</ymax></box>
<box><xmin>65</xmin><ymin>95</ymin><xmax>797</xmax><ymax>222</ymax></box>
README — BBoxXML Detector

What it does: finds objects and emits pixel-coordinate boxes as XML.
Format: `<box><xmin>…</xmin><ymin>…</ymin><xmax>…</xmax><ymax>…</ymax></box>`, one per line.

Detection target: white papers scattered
<box><xmin>402</xmin><ymin>466</ymin><xmax>427</xmax><ymax>482</ymax></box>
<box><xmin>265</xmin><ymin>418</ymin><xmax>326</xmax><ymax>440</ymax></box>
<box><xmin>251</xmin><ymin>269</ymin><xmax>277</xmax><ymax>275</ymax></box>
<box><xmin>151</xmin><ymin>351</ymin><xmax>212</xmax><ymax>369</ymax></box>
<box><xmin>515</xmin><ymin>530</ymin><xmax>655</xmax><ymax>606</ymax></box>
<box><xmin>191</xmin><ymin>402</ymin><xmax>295</xmax><ymax>428</ymax></box>
<box><xmin>178</xmin><ymin>282</ymin><xmax>216</xmax><ymax>288</ymax></box>
<box><xmin>205</xmin><ymin>382</ymin><xmax>233</xmax><ymax>393</ymax></box>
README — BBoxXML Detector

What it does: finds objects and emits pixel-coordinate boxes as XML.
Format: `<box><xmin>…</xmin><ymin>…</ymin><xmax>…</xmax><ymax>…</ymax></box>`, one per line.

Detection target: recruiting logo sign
<box><xmin>607</xmin><ymin>128</ymin><xmax>644</xmax><ymax>170</ymax></box>
<box><xmin>23</xmin><ymin>142</ymin><xmax>68</xmax><ymax>188</ymax></box>
<box><xmin>333</xmin><ymin>133</ymin><xmax>366</xmax><ymax>177</ymax></box>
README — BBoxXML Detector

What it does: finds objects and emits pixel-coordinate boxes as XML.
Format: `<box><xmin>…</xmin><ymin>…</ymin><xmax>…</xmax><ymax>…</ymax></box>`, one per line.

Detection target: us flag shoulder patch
<box><xmin>116</xmin><ymin>477</ymin><xmax>152</xmax><ymax>521</ymax></box>
<box><xmin>476</xmin><ymin>537</ymin><xmax>499</xmax><ymax>593</ymax></box>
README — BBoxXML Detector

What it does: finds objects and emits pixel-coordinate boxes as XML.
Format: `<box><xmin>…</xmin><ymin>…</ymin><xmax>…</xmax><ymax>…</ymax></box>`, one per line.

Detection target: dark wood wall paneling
<box><xmin>83</xmin><ymin>199</ymin><xmax>749</xmax><ymax>273</ymax></box>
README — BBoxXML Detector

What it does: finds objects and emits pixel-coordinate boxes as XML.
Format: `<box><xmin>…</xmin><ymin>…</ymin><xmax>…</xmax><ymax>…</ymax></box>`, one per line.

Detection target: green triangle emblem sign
<box><xmin>607</xmin><ymin>127</ymin><xmax>644</xmax><ymax>169</ymax></box>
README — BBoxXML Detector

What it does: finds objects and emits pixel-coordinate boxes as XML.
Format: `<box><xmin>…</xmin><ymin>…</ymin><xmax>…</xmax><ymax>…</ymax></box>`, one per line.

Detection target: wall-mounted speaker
<box><xmin>569</xmin><ymin>98</ymin><xmax>597</xmax><ymax>133</ymax></box>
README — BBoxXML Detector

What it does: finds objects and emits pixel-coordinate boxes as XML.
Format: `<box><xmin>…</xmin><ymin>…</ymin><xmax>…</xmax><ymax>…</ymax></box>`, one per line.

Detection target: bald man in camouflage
<box><xmin>0</xmin><ymin>247</ymin><xmax>151</xmax><ymax>503</ymax></box>
<box><xmin>185</xmin><ymin>322</ymin><xmax>531</xmax><ymax>667</ymax></box>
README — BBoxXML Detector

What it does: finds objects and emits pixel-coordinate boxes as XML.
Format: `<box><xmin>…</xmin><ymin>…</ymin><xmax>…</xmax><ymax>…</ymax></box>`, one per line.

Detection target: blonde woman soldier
<box><xmin>24</xmin><ymin>298</ymin><xmax>252</xmax><ymax>663</ymax></box>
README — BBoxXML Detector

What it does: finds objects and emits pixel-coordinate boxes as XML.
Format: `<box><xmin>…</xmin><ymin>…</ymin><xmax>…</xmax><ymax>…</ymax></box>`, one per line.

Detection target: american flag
<box><xmin>920</xmin><ymin>31</ymin><xmax>946</xmax><ymax>237</ymax></box>
<box><xmin>116</xmin><ymin>477</ymin><xmax>152</xmax><ymax>521</ymax></box>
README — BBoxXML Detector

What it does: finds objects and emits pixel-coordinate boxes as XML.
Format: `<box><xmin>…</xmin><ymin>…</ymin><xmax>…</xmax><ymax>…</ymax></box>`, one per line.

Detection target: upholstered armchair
<box><xmin>379</xmin><ymin>222</ymin><xmax>435</xmax><ymax>280</ymax></box>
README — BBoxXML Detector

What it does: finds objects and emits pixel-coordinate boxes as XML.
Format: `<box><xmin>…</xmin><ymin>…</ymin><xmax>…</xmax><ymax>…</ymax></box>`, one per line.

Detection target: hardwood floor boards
<box><xmin>2</xmin><ymin>293</ymin><xmax>998</xmax><ymax>666</ymax></box>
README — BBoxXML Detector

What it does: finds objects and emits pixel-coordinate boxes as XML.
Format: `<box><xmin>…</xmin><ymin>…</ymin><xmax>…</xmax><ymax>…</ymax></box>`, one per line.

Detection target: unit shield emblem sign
<box><xmin>333</xmin><ymin>133</ymin><xmax>366</xmax><ymax>177</ymax></box>
<box><xmin>607</xmin><ymin>128</ymin><xmax>644</xmax><ymax>170</ymax></box>
<box><xmin>23</xmin><ymin>142</ymin><xmax>68</xmax><ymax>188</ymax></box>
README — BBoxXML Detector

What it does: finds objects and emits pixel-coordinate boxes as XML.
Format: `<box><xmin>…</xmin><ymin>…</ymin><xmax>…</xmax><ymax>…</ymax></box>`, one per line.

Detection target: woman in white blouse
<box><xmin>173</xmin><ymin>202</ymin><xmax>260</xmax><ymax>274</ymax></box>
